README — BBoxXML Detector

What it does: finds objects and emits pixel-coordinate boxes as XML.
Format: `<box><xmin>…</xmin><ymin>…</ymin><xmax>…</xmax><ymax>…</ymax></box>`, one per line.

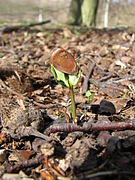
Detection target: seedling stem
<box><xmin>69</xmin><ymin>84</ymin><xmax>77</xmax><ymax>123</ymax></box>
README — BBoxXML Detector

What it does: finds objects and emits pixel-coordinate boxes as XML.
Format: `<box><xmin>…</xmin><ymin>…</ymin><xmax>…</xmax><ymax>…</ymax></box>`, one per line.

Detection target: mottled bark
<box><xmin>81</xmin><ymin>0</ymin><xmax>99</xmax><ymax>27</ymax></box>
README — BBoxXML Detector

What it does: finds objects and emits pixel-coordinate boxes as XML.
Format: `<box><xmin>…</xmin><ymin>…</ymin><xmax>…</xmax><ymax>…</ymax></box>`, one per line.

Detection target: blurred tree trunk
<box><xmin>104</xmin><ymin>0</ymin><xmax>110</xmax><ymax>27</ymax></box>
<box><xmin>68</xmin><ymin>0</ymin><xmax>99</xmax><ymax>27</ymax></box>
<box><xmin>81</xmin><ymin>0</ymin><xmax>99</xmax><ymax>27</ymax></box>
<box><xmin>68</xmin><ymin>0</ymin><xmax>83</xmax><ymax>25</ymax></box>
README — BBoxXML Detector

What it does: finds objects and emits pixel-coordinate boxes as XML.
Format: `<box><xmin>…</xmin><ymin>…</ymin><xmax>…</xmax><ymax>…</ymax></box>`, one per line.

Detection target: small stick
<box><xmin>46</xmin><ymin>120</ymin><xmax>135</xmax><ymax>134</ymax></box>
<box><xmin>108</xmin><ymin>76</ymin><xmax>135</xmax><ymax>84</ymax></box>
<box><xmin>99</xmin><ymin>73</ymin><xmax>113</xmax><ymax>82</ymax></box>
<box><xmin>81</xmin><ymin>61</ymin><xmax>96</xmax><ymax>94</ymax></box>
<box><xmin>6</xmin><ymin>154</ymin><xmax>44</xmax><ymax>173</ymax></box>
<box><xmin>0</xmin><ymin>20</ymin><xmax>51</xmax><ymax>33</ymax></box>
<box><xmin>91</xmin><ymin>121</ymin><xmax>134</xmax><ymax>131</ymax></box>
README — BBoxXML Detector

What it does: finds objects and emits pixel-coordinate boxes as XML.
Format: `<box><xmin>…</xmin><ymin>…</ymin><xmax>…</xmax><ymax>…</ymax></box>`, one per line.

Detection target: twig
<box><xmin>6</xmin><ymin>154</ymin><xmax>44</xmax><ymax>173</ymax></box>
<box><xmin>99</xmin><ymin>73</ymin><xmax>113</xmax><ymax>82</ymax></box>
<box><xmin>46</xmin><ymin>120</ymin><xmax>135</xmax><ymax>134</ymax></box>
<box><xmin>108</xmin><ymin>76</ymin><xmax>135</xmax><ymax>84</ymax></box>
<box><xmin>0</xmin><ymin>20</ymin><xmax>51</xmax><ymax>33</ymax></box>
<box><xmin>81</xmin><ymin>61</ymin><xmax>96</xmax><ymax>94</ymax></box>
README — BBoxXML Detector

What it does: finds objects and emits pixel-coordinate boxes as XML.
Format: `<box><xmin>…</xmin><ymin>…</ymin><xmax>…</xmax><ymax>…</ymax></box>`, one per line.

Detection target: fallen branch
<box><xmin>0</xmin><ymin>20</ymin><xmax>51</xmax><ymax>33</ymax></box>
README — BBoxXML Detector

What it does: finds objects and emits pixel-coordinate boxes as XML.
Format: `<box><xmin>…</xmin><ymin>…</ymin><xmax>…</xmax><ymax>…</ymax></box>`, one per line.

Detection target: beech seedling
<box><xmin>50</xmin><ymin>48</ymin><xmax>81</xmax><ymax>123</ymax></box>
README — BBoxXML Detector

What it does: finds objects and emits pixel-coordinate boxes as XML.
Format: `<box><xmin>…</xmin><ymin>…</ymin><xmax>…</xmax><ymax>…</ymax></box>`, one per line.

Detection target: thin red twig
<box><xmin>46</xmin><ymin>120</ymin><xmax>135</xmax><ymax>134</ymax></box>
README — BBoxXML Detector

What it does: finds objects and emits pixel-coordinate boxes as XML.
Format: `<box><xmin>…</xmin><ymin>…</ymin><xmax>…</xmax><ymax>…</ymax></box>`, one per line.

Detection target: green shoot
<box><xmin>51</xmin><ymin>65</ymin><xmax>81</xmax><ymax>123</ymax></box>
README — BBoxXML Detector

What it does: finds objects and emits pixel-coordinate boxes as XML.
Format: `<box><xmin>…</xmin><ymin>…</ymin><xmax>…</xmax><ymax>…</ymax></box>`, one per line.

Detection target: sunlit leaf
<box><xmin>51</xmin><ymin>65</ymin><xmax>69</xmax><ymax>87</ymax></box>
<box><xmin>51</xmin><ymin>64</ymin><xmax>81</xmax><ymax>88</ymax></box>
<box><xmin>68</xmin><ymin>67</ymin><xmax>81</xmax><ymax>86</ymax></box>
<box><xmin>85</xmin><ymin>90</ymin><xmax>93</xmax><ymax>101</ymax></box>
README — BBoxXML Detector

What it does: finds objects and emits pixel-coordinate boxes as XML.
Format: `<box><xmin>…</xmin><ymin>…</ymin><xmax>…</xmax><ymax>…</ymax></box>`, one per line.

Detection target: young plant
<box><xmin>50</xmin><ymin>48</ymin><xmax>81</xmax><ymax>123</ymax></box>
<box><xmin>85</xmin><ymin>90</ymin><xmax>93</xmax><ymax>101</ymax></box>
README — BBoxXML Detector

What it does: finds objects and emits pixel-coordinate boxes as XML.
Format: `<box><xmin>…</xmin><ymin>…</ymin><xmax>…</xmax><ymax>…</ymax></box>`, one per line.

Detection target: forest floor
<box><xmin>0</xmin><ymin>26</ymin><xmax>135</xmax><ymax>180</ymax></box>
